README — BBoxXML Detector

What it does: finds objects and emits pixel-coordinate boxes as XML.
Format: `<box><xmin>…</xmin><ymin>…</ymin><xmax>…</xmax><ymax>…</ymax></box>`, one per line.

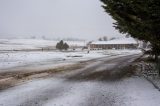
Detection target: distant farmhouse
<box><xmin>89</xmin><ymin>37</ymin><xmax>138</xmax><ymax>50</ymax></box>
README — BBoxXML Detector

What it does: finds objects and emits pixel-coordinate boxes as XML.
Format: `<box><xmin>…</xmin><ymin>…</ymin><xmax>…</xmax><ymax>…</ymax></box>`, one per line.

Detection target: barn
<box><xmin>89</xmin><ymin>37</ymin><xmax>138</xmax><ymax>50</ymax></box>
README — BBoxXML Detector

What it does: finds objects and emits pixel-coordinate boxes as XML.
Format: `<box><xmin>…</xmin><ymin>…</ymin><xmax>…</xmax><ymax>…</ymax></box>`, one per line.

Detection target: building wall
<box><xmin>89</xmin><ymin>44</ymin><xmax>138</xmax><ymax>50</ymax></box>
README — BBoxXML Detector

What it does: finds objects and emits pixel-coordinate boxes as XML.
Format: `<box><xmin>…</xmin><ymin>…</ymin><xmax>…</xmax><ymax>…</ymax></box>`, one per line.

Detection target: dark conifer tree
<box><xmin>56</xmin><ymin>40</ymin><xmax>64</xmax><ymax>50</ymax></box>
<box><xmin>56</xmin><ymin>40</ymin><xmax>69</xmax><ymax>50</ymax></box>
<box><xmin>63</xmin><ymin>43</ymin><xmax>69</xmax><ymax>50</ymax></box>
<box><xmin>101</xmin><ymin>0</ymin><xmax>160</xmax><ymax>75</ymax></box>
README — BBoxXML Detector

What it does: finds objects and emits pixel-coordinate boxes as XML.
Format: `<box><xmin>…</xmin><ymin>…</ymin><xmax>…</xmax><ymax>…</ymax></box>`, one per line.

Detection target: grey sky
<box><xmin>0</xmin><ymin>0</ymin><xmax>123</xmax><ymax>40</ymax></box>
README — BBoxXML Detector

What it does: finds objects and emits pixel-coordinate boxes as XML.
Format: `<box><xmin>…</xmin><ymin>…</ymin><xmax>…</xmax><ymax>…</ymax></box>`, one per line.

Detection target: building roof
<box><xmin>91</xmin><ymin>37</ymin><xmax>138</xmax><ymax>45</ymax></box>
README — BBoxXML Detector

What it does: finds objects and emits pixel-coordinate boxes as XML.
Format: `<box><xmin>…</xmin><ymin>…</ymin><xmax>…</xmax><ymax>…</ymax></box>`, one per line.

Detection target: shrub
<box><xmin>56</xmin><ymin>40</ymin><xmax>69</xmax><ymax>50</ymax></box>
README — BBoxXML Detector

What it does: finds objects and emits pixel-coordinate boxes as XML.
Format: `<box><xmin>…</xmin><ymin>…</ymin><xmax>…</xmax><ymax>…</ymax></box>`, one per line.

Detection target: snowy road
<box><xmin>0</xmin><ymin>54</ymin><xmax>160</xmax><ymax>106</ymax></box>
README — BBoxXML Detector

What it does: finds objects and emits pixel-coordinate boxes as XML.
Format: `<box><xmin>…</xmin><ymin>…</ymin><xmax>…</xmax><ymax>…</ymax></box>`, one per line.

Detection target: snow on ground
<box><xmin>123</xmin><ymin>77</ymin><xmax>160</xmax><ymax>106</ymax></box>
<box><xmin>0</xmin><ymin>78</ymin><xmax>65</xmax><ymax>106</ymax></box>
<box><xmin>0</xmin><ymin>51</ymin><xmax>66</xmax><ymax>70</ymax></box>
<box><xmin>0</xmin><ymin>39</ymin><xmax>86</xmax><ymax>51</ymax></box>
<box><xmin>0</xmin><ymin>77</ymin><xmax>160</xmax><ymax>106</ymax></box>
<box><xmin>135</xmin><ymin>57</ymin><xmax>160</xmax><ymax>92</ymax></box>
<box><xmin>0</xmin><ymin>50</ymin><xmax>141</xmax><ymax>72</ymax></box>
<box><xmin>0</xmin><ymin>38</ymin><xmax>142</xmax><ymax>72</ymax></box>
<box><xmin>153</xmin><ymin>78</ymin><xmax>160</xmax><ymax>89</ymax></box>
<box><xmin>0</xmin><ymin>39</ymin><xmax>56</xmax><ymax>50</ymax></box>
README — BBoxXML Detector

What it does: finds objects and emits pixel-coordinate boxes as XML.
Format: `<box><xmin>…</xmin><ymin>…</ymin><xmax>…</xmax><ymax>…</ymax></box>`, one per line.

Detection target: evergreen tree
<box><xmin>56</xmin><ymin>40</ymin><xmax>64</xmax><ymax>50</ymax></box>
<box><xmin>103</xmin><ymin>36</ymin><xmax>108</xmax><ymax>41</ymax></box>
<box><xmin>56</xmin><ymin>40</ymin><xmax>69</xmax><ymax>50</ymax></box>
<box><xmin>59</xmin><ymin>40</ymin><xmax>64</xmax><ymax>50</ymax></box>
<box><xmin>56</xmin><ymin>42</ymin><xmax>60</xmax><ymax>49</ymax></box>
<box><xmin>101</xmin><ymin>0</ymin><xmax>160</xmax><ymax>52</ymax></box>
<box><xmin>98</xmin><ymin>38</ymin><xmax>102</xmax><ymax>41</ymax></box>
<box><xmin>110</xmin><ymin>37</ymin><xmax>116</xmax><ymax>40</ymax></box>
<box><xmin>101</xmin><ymin>0</ymin><xmax>160</xmax><ymax>75</ymax></box>
<box><xmin>63</xmin><ymin>43</ymin><xmax>69</xmax><ymax>50</ymax></box>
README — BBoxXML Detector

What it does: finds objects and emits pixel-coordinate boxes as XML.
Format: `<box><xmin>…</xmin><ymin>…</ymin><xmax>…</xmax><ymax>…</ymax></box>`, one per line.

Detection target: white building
<box><xmin>89</xmin><ymin>37</ymin><xmax>139</xmax><ymax>50</ymax></box>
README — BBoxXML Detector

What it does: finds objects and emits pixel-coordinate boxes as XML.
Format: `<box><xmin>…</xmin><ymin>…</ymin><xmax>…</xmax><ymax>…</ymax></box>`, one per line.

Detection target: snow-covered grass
<box><xmin>134</xmin><ymin>55</ymin><xmax>160</xmax><ymax>91</ymax></box>
<box><xmin>0</xmin><ymin>49</ymin><xmax>141</xmax><ymax>72</ymax></box>
<box><xmin>0</xmin><ymin>51</ymin><xmax>100</xmax><ymax>70</ymax></box>
<box><xmin>0</xmin><ymin>38</ymin><xmax>142</xmax><ymax>72</ymax></box>
<box><xmin>0</xmin><ymin>39</ymin><xmax>86</xmax><ymax>51</ymax></box>
<box><xmin>0</xmin><ymin>39</ymin><xmax>56</xmax><ymax>50</ymax></box>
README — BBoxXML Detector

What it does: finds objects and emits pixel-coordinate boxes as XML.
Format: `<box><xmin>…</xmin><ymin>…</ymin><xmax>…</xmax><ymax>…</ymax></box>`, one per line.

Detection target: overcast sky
<box><xmin>0</xmin><ymin>0</ymin><xmax>124</xmax><ymax>40</ymax></box>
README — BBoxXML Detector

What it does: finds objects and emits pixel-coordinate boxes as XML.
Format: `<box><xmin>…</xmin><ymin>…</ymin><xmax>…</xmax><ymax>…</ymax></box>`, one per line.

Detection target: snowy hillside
<box><xmin>0</xmin><ymin>39</ymin><xmax>86</xmax><ymax>51</ymax></box>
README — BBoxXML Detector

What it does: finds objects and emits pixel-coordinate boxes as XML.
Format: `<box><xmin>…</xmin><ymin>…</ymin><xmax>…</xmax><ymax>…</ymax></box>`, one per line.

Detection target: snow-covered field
<box><xmin>0</xmin><ymin>39</ymin><xmax>141</xmax><ymax>72</ymax></box>
<box><xmin>0</xmin><ymin>38</ymin><xmax>142</xmax><ymax>72</ymax></box>
<box><xmin>0</xmin><ymin>49</ymin><xmax>141</xmax><ymax>72</ymax></box>
<box><xmin>0</xmin><ymin>39</ymin><xmax>86</xmax><ymax>51</ymax></box>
